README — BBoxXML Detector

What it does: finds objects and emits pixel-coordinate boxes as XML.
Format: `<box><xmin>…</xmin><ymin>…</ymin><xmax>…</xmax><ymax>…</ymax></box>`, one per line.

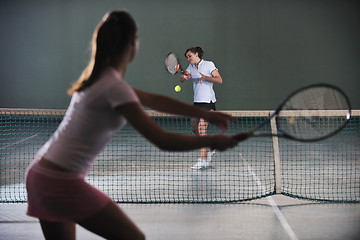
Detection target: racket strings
<box><xmin>277</xmin><ymin>86</ymin><xmax>350</xmax><ymax>140</ymax></box>
<box><xmin>165</xmin><ymin>54</ymin><xmax>179</xmax><ymax>75</ymax></box>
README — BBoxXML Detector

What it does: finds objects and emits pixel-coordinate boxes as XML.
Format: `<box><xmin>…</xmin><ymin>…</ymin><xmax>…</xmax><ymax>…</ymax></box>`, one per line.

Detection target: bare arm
<box><xmin>115</xmin><ymin>102</ymin><xmax>240</xmax><ymax>151</ymax></box>
<box><xmin>133</xmin><ymin>87</ymin><xmax>233</xmax><ymax>132</ymax></box>
<box><xmin>200</xmin><ymin>69</ymin><xmax>222</xmax><ymax>84</ymax></box>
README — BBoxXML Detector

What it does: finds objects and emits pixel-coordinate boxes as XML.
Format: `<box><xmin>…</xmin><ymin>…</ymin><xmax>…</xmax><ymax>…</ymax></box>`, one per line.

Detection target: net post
<box><xmin>270</xmin><ymin>116</ymin><xmax>282</xmax><ymax>194</ymax></box>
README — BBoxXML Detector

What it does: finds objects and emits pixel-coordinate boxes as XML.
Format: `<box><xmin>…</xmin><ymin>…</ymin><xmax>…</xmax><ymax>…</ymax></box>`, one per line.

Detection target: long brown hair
<box><xmin>68</xmin><ymin>10</ymin><xmax>137</xmax><ymax>95</ymax></box>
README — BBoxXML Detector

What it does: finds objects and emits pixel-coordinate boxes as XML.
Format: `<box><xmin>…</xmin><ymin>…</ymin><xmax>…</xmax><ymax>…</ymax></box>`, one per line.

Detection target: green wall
<box><xmin>1</xmin><ymin>0</ymin><xmax>359</xmax><ymax>110</ymax></box>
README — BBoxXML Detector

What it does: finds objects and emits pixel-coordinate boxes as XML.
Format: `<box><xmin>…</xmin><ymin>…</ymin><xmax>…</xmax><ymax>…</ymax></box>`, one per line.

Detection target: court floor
<box><xmin>1</xmin><ymin>195</ymin><xmax>359</xmax><ymax>240</ymax></box>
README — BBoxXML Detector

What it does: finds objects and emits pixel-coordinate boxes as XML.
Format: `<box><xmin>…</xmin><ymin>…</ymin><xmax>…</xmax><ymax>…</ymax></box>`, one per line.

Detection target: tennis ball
<box><xmin>175</xmin><ymin>85</ymin><xmax>181</xmax><ymax>92</ymax></box>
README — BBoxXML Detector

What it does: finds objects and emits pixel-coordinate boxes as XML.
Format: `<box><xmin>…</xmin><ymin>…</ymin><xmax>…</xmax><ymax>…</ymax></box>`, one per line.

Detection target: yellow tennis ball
<box><xmin>175</xmin><ymin>85</ymin><xmax>181</xmax><ymax>92</ymax></box>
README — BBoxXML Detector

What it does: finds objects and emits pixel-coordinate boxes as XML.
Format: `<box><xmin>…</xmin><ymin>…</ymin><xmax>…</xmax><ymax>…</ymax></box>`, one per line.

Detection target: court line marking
<box><xmin>0</xmin><ymin>134</ymin><xmax>39</xmax><ymax>150</ymax></box>
<box><xmin>241</xmin><ymin>154</ymin><xmax>298</xmax><ymax>240</ymax></box>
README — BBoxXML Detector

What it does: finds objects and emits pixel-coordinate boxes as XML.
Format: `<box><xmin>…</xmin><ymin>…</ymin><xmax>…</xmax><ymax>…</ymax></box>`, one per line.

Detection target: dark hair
<box><xmin>68</xmin><ymin>10</ymin><xmax>138</xmax><ymax>94</ymax></box>
<box><xmin>185</xmin><ymin>46</ymin><xmax>204</xmax><ymax>59</ymax></box>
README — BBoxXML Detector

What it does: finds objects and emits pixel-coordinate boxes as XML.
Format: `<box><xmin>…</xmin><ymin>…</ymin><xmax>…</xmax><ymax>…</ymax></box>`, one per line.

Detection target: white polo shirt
<box><xmin>186</xmin><ymin>60</ymin><xmax>217</xmax><ymax>103</ymax></box>
<box><xmin>36</xmin><ymin>68</ymin><xmax>140</xmax><ymax>174</ymax></box>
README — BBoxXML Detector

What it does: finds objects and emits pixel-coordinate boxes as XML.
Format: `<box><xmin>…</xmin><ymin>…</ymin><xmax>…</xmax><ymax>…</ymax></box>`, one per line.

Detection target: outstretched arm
<box><xmin>133</xmin><ymin>87</ymin><xmax>233</xmax><ymax>132</ymax></box>
<box><xmin>115</xmin><ymin>102</ymin><xmax>241</xmax><ymax>152</ymax></box>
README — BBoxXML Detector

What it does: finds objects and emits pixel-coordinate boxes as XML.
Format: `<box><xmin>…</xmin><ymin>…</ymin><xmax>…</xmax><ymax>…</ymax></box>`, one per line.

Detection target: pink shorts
<box><xmin>25</xmin><ymin>161</ymin><xmax>111</xmax><ymax>222</ymax></box>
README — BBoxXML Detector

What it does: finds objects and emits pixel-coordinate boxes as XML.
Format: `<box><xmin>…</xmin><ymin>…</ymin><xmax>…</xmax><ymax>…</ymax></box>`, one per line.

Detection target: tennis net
<box><xmin>0</xmin><ymin>108</ymin><xmax>359</xmax><ymax>203</ymax></box>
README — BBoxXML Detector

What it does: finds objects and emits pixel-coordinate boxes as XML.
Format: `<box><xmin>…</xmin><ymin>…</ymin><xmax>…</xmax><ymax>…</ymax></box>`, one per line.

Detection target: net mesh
<box><xmin>0</xmin><ymin>109</ymin><xmax>359</xmax><ymax>203</ymax></box>
<box><xmin>278</xmin><ymin>85</ymin><xmax>350</xmax><ymax>140</ymax></box>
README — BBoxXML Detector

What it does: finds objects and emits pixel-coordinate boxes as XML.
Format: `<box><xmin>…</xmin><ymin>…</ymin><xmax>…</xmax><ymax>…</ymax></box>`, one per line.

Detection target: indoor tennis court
<box><xmin>1</xmin><ymin>109</ymin><xmax>359</xmax><ymax>239</ymax></box>
<box><xmin>1</xmin><ymin>0</ymin><xmax>360</xmax><ymax>239</ymax></box>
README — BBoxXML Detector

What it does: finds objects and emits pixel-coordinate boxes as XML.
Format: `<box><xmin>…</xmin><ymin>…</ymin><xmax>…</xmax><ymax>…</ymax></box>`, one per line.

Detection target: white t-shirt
<box><xmin>36</xmin><ymin>68</ymin><xmax>140</xmax><ymax>174</ymax></box>
<box><xmin>186</xmin><ymin>60</ymin><xmax>217</xmax><ymax>103</ymax></box>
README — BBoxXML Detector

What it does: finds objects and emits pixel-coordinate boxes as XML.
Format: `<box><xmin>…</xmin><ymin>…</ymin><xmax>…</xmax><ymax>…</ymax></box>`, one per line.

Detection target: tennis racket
<box><xmin>233</xmin><ymin>83</ymin><xmax>351</xmax><ymax>142</ymax></box>
<box><xmin>165</xmin><ymin>52</ymin><xmax>186</xmax><ymax>75</ymax></box>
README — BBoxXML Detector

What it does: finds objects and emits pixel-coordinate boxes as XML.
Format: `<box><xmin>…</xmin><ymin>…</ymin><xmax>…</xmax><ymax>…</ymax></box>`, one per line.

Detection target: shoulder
<box><xmin>201</xmin><ymin>60</ymin><xmax>217</xmax><ymax>70</ymax></box>
<box><xmin>96</xmin><ymin>68</ymin><xmax>132</xmax><ymax>92</ymax></box>
<box><xmin>92</xmin><ymin>68</ymin><xmax>134</xmax><ymax>97</ymax></box>
<box><xmin>203</xmin><ymin>60</ymin><xmax>213</xmax><ymax>64</ymax></box>
<box><xmin>202</xmin><ymin>60</ymin><xmax>215</xmax><ymax>67</ymax></box>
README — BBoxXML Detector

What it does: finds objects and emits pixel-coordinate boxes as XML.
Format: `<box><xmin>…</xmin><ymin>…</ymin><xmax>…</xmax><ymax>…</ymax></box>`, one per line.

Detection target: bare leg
<box><xmin>77</xmin><ymin>201</ymin><xmax>145</xmax><ymax>240</ymax></box>
<box><xmin>39</xmin><ymin>220</ymin><xmax>76</xmax><ymax>240</ymax></box>
<box><xmin>198</xmin><ymin>118</ymin><xmax>210</xmax><ymax>160</ymax></box>
<box><xmin>198</xmin><ymin>109</ymin><xmax>215</xmax><ymax>160</ymax></box>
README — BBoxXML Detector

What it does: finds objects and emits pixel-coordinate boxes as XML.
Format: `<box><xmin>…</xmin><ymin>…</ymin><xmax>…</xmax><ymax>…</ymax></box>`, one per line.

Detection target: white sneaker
<box><xmin>191</xmin><ymin>158</ymin><xmax>209</xmax><ymax>169</ymax></box>
<box><xmin>207</xmin><ymin>150</ymin><xmax>216</xmax><ymax>162</ymax></box>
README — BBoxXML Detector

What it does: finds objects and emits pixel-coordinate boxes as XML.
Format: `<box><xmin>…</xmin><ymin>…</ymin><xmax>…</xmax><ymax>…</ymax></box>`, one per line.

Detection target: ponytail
<box><xmin>68</xmin><ymin>10</ymin><xmax>137</xmax><ymax>95</ymax></box>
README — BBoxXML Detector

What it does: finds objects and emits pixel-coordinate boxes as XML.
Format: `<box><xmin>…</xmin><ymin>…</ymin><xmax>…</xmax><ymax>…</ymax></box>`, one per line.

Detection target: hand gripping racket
<box><xmin>234</xmin><ymin>83</ymin><xmax>351</xmax><ymax>142</ymax></box>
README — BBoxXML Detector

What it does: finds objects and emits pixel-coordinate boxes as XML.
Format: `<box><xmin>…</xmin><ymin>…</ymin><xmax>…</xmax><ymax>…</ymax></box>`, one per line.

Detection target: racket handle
<box><xmin>232</xmin><ymin>133</ymin><xmax>249</xmax><ymax>142</ymax></box>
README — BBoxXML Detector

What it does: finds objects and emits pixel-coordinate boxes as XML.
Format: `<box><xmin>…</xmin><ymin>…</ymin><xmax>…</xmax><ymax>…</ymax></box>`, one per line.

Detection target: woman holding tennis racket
<box><xmin>25</xmin><ymin>10</ymin><xmax>246</xmax><ymax>240</ymax></box>
<box><xmin>180</xmin><ymin>46</ymin><xmax>223</xmax><ymax>169</ymax></box>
